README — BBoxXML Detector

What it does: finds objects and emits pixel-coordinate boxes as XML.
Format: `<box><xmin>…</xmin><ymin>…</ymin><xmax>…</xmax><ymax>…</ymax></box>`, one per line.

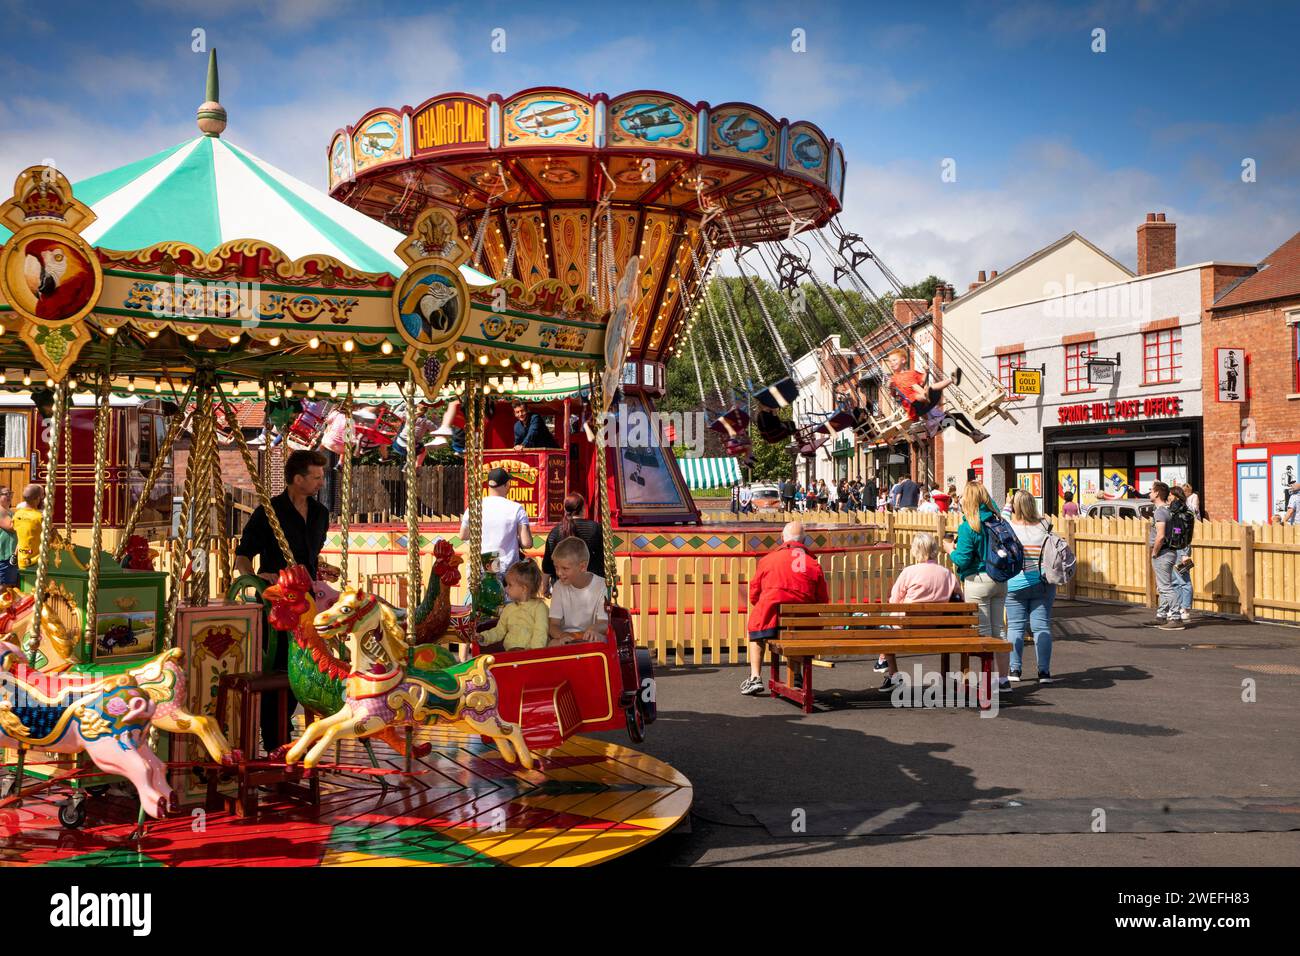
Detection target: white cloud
<box><xmin>755</xmin><ymin>46</ymin><xmax>921</xmax><ymax>121</ymax></box>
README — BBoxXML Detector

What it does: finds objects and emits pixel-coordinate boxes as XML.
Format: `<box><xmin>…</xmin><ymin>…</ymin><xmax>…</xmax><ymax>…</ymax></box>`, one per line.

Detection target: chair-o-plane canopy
<box><xmin>328</xmin><ymin>89</ymin><xmax>845</xmax><ymax>365</ymax></box>
<box><xmin>0</xmin><ymin>55</ymin><xmax>627</xmax><ymax>400</ymax></box>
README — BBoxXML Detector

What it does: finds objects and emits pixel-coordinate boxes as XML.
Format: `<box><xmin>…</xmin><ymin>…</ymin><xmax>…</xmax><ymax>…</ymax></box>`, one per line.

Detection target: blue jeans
<box><xmin>1172</xmin><ymin>547</ymin><xmax>1192</xmax><ymax>612</ymax></box>
<box><xmin>1005</xmin><ymin>581</ymin><xmax>1056</xmax><ymax>674</ymax></box>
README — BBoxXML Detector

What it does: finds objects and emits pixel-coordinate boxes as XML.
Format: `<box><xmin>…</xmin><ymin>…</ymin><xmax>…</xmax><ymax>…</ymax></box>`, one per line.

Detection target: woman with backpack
<box><xmin>1002</xmin><ymin>490</ymin><xmax>1057</xmax><ymax>683</ymax></box>
<box><xmin>943</xmin><ymin>482</ymin><xmax>1014</xmax><ymax>692</ymax></box>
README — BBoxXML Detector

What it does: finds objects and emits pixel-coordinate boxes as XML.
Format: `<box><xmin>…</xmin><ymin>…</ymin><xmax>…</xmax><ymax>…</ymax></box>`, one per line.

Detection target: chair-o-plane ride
<box><xmin>331</xmin><ymin>85</ymin><xmax>1015</xmax><ymax>527</ymax></box>
<box><xmin>0</xmin><ymin>54</ymin><xmax>689</xmax><ymax>867</ymax></box>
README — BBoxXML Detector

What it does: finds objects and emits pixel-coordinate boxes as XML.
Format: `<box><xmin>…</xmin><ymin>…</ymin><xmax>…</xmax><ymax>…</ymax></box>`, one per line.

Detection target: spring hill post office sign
<box><xmin>1057</xmin><ymin>396</ymin><xmax>1183</xmax><ymax>425</ymax></box>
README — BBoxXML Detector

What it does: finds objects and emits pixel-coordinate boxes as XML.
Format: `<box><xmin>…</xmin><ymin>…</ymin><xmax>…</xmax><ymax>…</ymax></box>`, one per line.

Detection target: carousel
<box><xmin>0</xmin><ymin>53</ymin><xmax>685</xmax><ymax>867</ymax></box>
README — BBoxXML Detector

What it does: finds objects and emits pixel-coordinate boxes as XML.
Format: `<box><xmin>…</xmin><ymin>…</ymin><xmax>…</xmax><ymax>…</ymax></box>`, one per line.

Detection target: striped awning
<box><xmin>0</xmin><ymin>136</ymin><xmax>493</xmax><ymax>285</ymax></box>
<box><xmin>678</xmin><ymin>456</ymin><xmax>741</xmax><ymax>490</ymax></box>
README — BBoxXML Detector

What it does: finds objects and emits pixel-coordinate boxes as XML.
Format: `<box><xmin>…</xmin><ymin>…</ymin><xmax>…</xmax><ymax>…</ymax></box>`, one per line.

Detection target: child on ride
<box><xmin>548</xmin><ymin>537</ymin><xmax>608</xmax><ymax>645</ymax></box>
<box><xmin>884</xmin><ymin>348</ymin><xmax>988</xmax><ymax>443</ymax></box>
<box><xmin>477</xmin><ymin>559</ymin><xmax>550</xmax><ymax>652</ymax></box>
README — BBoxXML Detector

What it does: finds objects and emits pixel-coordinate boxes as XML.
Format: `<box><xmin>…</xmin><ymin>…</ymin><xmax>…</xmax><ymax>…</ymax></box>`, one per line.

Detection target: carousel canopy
<box><xmin>0</xmin><ymin>137</ymin><xmax>492</xmax><ymax>284</ymax></box>
<box><xmin>678</xmin><ymin>456</ymin><xmax>740</xmax><ymax>490</ymax></box>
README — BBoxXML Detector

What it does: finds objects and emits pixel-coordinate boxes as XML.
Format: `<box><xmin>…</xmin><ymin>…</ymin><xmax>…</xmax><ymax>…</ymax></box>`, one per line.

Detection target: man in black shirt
<box><xmin>234</xmin><ymin>449</ymin><xmax>334</xmax><ymax>752</ymax></box>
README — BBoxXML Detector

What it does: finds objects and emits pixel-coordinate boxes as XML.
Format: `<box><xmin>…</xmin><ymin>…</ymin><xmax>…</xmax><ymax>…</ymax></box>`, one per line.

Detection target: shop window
<box><xmin>1142</xmin><ymin>328</ymin><xmax>1182</xmax><ymax>384</ymax></box>
<box><xmin>1104</xmin><ymin>451</ymin><xmax>1127</xmax><ymax>467</ymax></box>
<box><xmin>1065</xmin><ymin>341</ymin><xmax>1094</xmax><ymax>392</ymax></box>
<box><xmin>998</xmin><ymin>352</ymin><xmax>1026</xmax><ymax>393</ymax></box>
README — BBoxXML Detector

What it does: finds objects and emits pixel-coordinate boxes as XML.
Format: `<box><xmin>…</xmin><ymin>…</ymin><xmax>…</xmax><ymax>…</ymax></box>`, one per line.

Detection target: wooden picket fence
<box><xmin>617</xmin><ymin>547</ymin><xmax>896</xmax><ymax>665</ymax></box>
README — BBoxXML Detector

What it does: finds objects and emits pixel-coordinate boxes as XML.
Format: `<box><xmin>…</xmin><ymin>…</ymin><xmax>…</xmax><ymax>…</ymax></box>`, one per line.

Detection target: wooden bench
<box><xmin>768</xmin><ymin>602</ymin><xmax>1013</xmax><ymax>713</ymax></box>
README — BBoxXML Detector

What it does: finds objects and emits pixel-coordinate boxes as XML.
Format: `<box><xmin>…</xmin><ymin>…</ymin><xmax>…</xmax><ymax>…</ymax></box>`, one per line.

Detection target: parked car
<box><xmin>1082</xmin><ymin>500</ymin><xmax>1155</xmax><ymax>519</ymax></box>
<box><xmin>749</xmin><ymin>484</ymin><xmax>782</xmax><ymax>509</ymax></box>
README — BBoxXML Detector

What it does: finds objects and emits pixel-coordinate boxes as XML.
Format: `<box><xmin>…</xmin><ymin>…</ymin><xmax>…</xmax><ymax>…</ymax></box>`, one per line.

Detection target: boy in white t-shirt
<box><xmin>548</xmin><ymin>537</ymin><xmax>608</xmax><ymax>644</ymax></box>
<box><xmin>460</xmin><ymin>467</ymin><xmax>533</xmax><ymax>574</ymax></box>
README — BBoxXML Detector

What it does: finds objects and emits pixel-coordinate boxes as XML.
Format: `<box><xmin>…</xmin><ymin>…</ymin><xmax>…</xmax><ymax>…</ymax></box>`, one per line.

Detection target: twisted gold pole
<box><xmin>114</xmin><ymin>379</ymin><xmax>197</xmax><ymax>562</ymax></box>
<box><xmin>26</xmin><ymin>380</ymin><xmax>69</xmax><ymax>665</ymax></box>
<box><xmin>216</xmin><ymin>382</ymin><xmax>294</xmax><ymax>567</ymax></box>
<box><xmin>466</xmin><ymin>373</ymin><xmax>484</xmax><ymax>598</ymax></box>
<box><xmin>591</xmin><ymin>373</ymin><xmax>617</xmax><ymax>605</ymax></box>
<box><xmin>61</xmin><ymin>397</ymin><xmax>72</xmax><ymax>544</ymax></box>
<box><xmin>212</xmin><ymin>452</ymin><xmax>229</xmax><ymax>598</ymax></box>
<box><xmin>82</xmin><ymin>371</ymin><xmax>113</xmax><ymax>649</ymax></box>
<box><xmin>404</xmin><ymin>373</ymin><xmax>419</xmax><ymax>641</ymax></box>
<box><xmin>188</xmin><ymin>388</ymin><xmax>215</xmax><ymax>607</ymax></box>
<box><xmin>339</xmin><ymin>380</ymin><xmax>354</xmax><ymax>588</ymax></box>
<box><xmin>162</xmin><ymin>386</ymin><xmax>207</xmax><ymax>649</ymax></box>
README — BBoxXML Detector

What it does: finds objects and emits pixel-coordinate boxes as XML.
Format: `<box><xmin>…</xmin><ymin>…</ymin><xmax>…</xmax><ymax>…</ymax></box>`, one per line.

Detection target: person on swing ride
<box><xmin>884</xmin><ymin>348</ymin><xmax>989</xmax><ymax>443</ymax></box>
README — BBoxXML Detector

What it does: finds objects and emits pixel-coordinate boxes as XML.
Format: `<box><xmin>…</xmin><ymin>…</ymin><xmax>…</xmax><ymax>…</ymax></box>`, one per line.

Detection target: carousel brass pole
<box><xmin>591</xmin><ymin>372</ymin><xmax>617</xmax><ymax>605</ymax></box>
<box><xmin>188</xmin><ymin>387</ymin><xmax>216</xmax><ymax>607</ymax></box>
<box><xmin>404</xmin><ymin>373</ymin><xmax>420</xmax><ymax>640</ymax></box>
<box><xmin>82</xmin><ymin>369</ymin><xmax>114</xmax><ymax>649</ymax></box>
<box><xmin>26</xmin><ymin>380</ymin><xmax>69</xmax><ymax>665</ymax></box>
<box><xmin>466</xmin><ymin>372</ymin><xmax>484</xmax><ymax>599</ymax></box>
<box><xmin>212</xmin><ymin>446</ymin><xmax>229</xmax><ymax>598</ymax></box>
<box><xmin>162</xmin><ymin>385</ymin><xmax>207</xmax><ymax>649</ymax></box>
<box><xmin>114</xmin><ymin>378</ymin><xmax>198</xmax><ymax>562</ymax></box>
<box><xmin>339</xmin><ymin>379</ymin><xmax>354</xmax><ymax>588</ymax></box>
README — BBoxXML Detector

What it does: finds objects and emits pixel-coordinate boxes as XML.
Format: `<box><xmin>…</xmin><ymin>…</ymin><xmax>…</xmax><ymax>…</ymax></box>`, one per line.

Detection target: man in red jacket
<box><xmin>742</xmin><ymin>522</ymin><xmax>830</xmax><ymax>696</ymax></box>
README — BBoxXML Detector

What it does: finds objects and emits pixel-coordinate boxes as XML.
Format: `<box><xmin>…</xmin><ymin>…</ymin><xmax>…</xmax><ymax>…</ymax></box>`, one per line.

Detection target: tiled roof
<box><xmin>1212</xmin><ymin>231</ymin><xmax>1300</xmax><ymax>310</ymax></box>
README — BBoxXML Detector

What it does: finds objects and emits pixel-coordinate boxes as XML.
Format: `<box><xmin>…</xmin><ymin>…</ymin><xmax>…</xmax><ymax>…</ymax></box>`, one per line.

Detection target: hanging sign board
<box><xmin>1012</xmin><ymin>369</ymin><xmax>1042</xmax><ymax>395</ymax></box>
<box><xmin>1215</xmin><ymin>348</ymin><xmax>1245</xmax><ymax>402</ymax></box>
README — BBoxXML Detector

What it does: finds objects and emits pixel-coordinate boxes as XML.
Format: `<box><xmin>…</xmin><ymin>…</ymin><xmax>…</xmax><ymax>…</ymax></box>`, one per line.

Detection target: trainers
<box><xmin>971</xmin><ymin>431</ymin><xmax>990</xmax><ymax>444</ymax></box>
<box><xmin>1038</xmin><ymin>672</ymin><xmax>1054</xmax><ymax>684</ymax></box>
<box><xmin>1158</xmin><ymin>617</ymin><xmax>1186</xmax><ymax>630</ymax></box>
<box><xmin>879</xmin><ymin>674</ymin><xmax>904</xmax><ymax>692</ymax></box>
<box><xmin>873</xmin><ymin>658</ymin><xmax>890</xmax><ymax>673</ymax></box>
<box><xmin>1008</xmin><ymin>669</ymin><xmax>1022</xmax><ymax>682</ymax></box>
<box><xmin>1142</xmin><ymin>614</ymin><xmax>1168</xmax><ymax>628</ymax></box>
<box><xmin>951</xmin><ymin>367</ymin><xmax>964</xmax><ymax>387</ymax></box>
<box><xmin>996</xmin><ymin>677</ymin><xmax>1012</xmax><ymax>692</ymax></box>
<box><xmin>740</xmin><ymin>675</ymin><xmax>766</xmax><ymax>696</ymax></box>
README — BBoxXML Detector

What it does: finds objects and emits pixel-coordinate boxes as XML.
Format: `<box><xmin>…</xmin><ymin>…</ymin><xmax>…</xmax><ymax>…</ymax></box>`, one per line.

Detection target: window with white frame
<box><xmin>1143</xmin><ymin>327</ymin><xmax>1182</xmax><ymax>384</ymax></box>
<box><xmin>0</xmin><ymin>412</ymin><xmax>26</xmax><ymax>460</ymax></box>
<box><xmin>1065</xmin><ymin>340</ymin><xmax>1095</xmax><ymax>392</ymax></box>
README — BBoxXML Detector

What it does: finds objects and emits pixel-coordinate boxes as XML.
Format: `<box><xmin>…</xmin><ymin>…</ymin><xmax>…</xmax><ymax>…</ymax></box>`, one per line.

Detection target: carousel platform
<box><xmin>0</xmin><ymin>728</ymin><xmax>691</xmax><ymax>867</ymax></box>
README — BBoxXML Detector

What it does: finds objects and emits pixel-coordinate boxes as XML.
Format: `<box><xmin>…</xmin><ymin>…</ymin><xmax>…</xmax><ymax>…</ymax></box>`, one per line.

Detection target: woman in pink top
<box><xmin>879</xmin><ymin>532</ymin><xmax>961</xmax><ymax>691</ymax></box>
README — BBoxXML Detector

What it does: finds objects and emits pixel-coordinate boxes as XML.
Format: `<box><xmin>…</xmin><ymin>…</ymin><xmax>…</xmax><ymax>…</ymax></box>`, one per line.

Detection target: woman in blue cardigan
<box><xmin>943</xmin><ymin>482</ymin><xmax>1011</xmax><ymax>692</ymax></box>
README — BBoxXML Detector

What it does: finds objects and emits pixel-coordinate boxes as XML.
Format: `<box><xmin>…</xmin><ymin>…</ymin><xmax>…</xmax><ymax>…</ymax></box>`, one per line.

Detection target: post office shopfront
<box><xmin>1042</xmin><ymin>403</ymin><xmax>1203</xmax><ymax>515</ymax></box>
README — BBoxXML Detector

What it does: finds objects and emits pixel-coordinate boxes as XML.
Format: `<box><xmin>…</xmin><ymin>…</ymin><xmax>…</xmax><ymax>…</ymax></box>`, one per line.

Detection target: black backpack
<box><xmin>1166</xmin><ymin>499</ymin><xmax>1196</xmax><ymax>551</ymax></box>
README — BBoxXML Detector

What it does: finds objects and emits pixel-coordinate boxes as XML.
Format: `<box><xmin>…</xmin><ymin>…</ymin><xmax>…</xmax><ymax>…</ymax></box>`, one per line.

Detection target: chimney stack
<box><xmin>893</xmin><ymin>297</ymin><xmax>928</xmax><ymax>326</ymax></box>
<box><xmin>977</xmin><ymin>270</ymin><xmax>987</xmax><ymax>282</ymax></box>
<box><xmin>989</xmin><ymin>269</ymin><xmax>998</xmax><ymax>280</ymax></box>
<box><xmin>1137</xmin><ymin>212</ymin><xmax>1176</xmax><ymax>275</ymax></box>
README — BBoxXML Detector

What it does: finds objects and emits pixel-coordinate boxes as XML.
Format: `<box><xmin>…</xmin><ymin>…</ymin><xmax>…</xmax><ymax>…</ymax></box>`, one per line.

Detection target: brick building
<box><xmin>1201</xmin><ymin>231</ymin><xmax>1300</xmax><ymax>521</ymax></box>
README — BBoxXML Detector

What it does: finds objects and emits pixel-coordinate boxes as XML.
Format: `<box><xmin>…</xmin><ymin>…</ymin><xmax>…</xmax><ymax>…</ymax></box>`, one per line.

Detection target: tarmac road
<box><xmin>594</xmin><ymin>600</ymin><xmax>1300</xmax><ymax>866</ymax></box>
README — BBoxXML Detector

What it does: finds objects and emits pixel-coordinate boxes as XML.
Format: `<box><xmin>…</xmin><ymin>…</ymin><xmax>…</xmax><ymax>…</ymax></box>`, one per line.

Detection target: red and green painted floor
<box><xmin>0</xmin><ymin>729</ymin><xmax>691</xmax><ymax>867</ymax></box>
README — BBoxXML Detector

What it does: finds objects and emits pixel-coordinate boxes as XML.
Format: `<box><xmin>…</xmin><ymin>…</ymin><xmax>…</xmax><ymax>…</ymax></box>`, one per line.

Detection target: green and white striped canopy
<box><xmin>0</xmin><ymin>136</ymin><xmax>493</xmax><ymax>283</ymax></box>
<box><xmin>678</xmin><ymin>456</ymin><xmax>741</xmax><ymax>490</ymax></box>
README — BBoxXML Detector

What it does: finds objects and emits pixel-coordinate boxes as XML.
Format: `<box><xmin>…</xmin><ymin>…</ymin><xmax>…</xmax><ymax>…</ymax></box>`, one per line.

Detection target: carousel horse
<box><xmin>264</xmin><ymin>566</ymin><xmax>460</xmax><ymax>762</ymax></box>
<box><xmin>0</xmin><ymin>641</ymin><xmax>175</xmax><ymax>819</ymax></box>
<box><xmin>284</xmin><ymin>586</ymin><xmax>533</xmax><ymax>771</ymax></box>
<box><xmin>0</xmin><ymin>588</ymin><xmax>236</xmax><ymax>765</ymax></box>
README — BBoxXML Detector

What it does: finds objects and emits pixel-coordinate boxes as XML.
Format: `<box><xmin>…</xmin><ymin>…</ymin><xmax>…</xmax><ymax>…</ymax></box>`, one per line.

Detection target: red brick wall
<box><xmin>1200</xmin><ymin>264</ymin><xmax>1295</xmax><ymax>519</ymax></box>
<box><xmin>1137</xmin><ymin>216</ymin><xmax>1176</xmax><ymax>275</ymax></box>
<box><xmin>173</xmin><ymin>442</ymin><xmax>259</xmax><ymax>496</ymax></box>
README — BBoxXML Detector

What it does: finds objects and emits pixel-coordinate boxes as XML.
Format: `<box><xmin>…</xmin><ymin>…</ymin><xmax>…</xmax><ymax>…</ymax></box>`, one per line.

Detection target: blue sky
<box><xmin>2</xmin><ymin>0</ymin><xmax>1297</xmax><ymax>285</ymax></box>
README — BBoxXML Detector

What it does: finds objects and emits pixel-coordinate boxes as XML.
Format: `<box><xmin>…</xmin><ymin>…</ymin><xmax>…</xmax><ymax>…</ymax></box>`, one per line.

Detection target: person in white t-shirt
<box><xmin>548</xmin><ymin>537</ymin><xmax>608</xmax><ymax>644</ymax></box>
<box><xmin>460</xmin><ymin>467</ymin><xmax>533</xmax><ymax>578</ymax></box>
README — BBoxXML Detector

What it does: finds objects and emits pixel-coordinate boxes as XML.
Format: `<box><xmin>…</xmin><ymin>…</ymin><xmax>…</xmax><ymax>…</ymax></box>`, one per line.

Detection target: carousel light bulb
<box><xmin>269</xmin><ymin>335</ymin><xmax>281</xmax><ymax>347</ymax></box>
<box><xmin>126</xmin><ymin>377</ymin><xmax>135</xmax><ymax>392</ymax></box>
<box><xmin>381</xmin><ymin>340</ymin><xmax>393</xmax><ymax>355</ymax></box>
<box><xmin>229</xmin><ymin>334</ymin><xmax>241</xmax><ymax>344</ymax></box>
<box><xmin>499</xmin><ymin>357</ymin><xmax>509</xmax><ymax>366</ymax></box>
<box><xmin>68</xmin><ymin>377</ymin><xmax>77</xmax><ymax>389</ymax></box>
<box><xmin>308</xmin><ymin>387</ymin><xmax>316</xmax><ymax>398</ymax></box>
<box><xmin>455</xmin><ymin>350</ymin><xmax>465</xmax><ymax>363</ymax></box>
<box><xmin>187</xmin><ymin>332</ymin><xmax>199</xmax><ymax>342</ymax></box>
<box><xmin>45</xmin><ymin>378</ymin><xmax>55</xmax><ymax>387</ymax></box>
<box><xmin>147</xmin><ymin>330</ymin><xmax>159</xmax><ymax>338</ymax></box>
<box><xmin>104</xmin><ymin>326</ymin><xmax>116</xmax><ymax>335</ymax></box>
<box><xmin>521</xmin><ymin>360</ymin><xmax>531</xmax><ymax>369</ymax></box>
<box><xmin>0</xmin><ymin>372</ymin><xmax>5</xmax><ymax>384</ymax></box>
<box><xmin>343</xmin><ymin>339</ymin><xmax>355</xmax><ymax>352</ymax></box>
<box><xmin>478</xmin><ymin>355</ymin><xmax>489</xmax><ymax>365</ymax></box>
<box><xmin>154</xmin><ymin>379</ymin><xmax>163</xmax><ymax>393</ymax></box>
<box><xmin>309</xmin><ymin>336</ymin><xmax>320</xmax><ymax>349</ymax></box>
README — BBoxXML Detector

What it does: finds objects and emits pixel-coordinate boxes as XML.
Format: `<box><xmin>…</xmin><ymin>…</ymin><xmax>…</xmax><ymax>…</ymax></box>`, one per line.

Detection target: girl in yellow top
<box><xmin>477</xmin><ymin>559</ymin><xmax>550</xmax><ymax>652</ymax></box>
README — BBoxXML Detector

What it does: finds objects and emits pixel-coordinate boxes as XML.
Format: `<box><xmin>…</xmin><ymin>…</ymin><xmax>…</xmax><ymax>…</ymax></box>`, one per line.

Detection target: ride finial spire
<box><xmin>196</xmin><ymin>48</ymin><xmax>228</xmax><ymax>137</ymax></box>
